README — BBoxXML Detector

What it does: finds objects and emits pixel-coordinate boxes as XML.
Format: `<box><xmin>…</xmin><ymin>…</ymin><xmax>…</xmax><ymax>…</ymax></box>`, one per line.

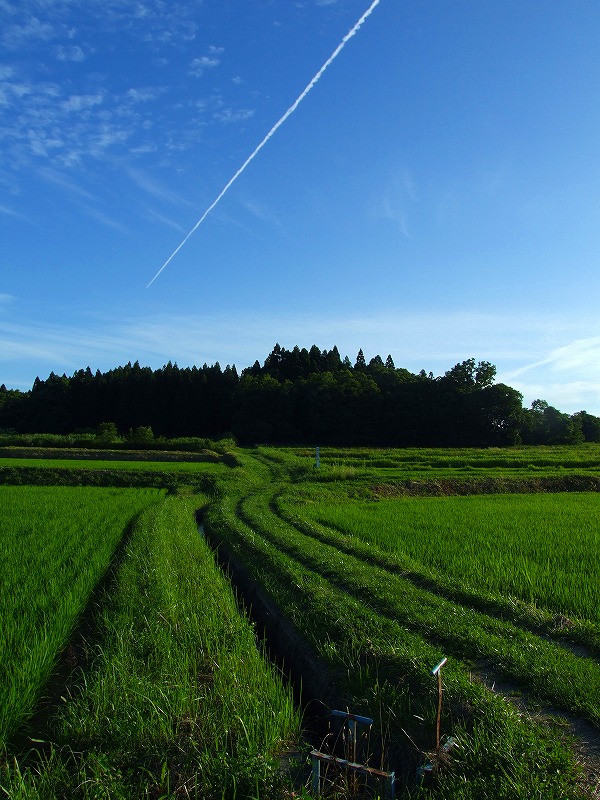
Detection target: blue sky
<box><xmin>1</xmin><ymin>0</ymin><xmax>599</xmax><ymax>415</ymax></box>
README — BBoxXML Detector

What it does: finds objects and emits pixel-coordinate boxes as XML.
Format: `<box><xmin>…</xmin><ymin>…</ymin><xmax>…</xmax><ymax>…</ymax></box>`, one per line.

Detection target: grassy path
<box><xmin>202</xmin><ymin>449</ymin><xmax>598</xmax><ymax>798</ymax></box>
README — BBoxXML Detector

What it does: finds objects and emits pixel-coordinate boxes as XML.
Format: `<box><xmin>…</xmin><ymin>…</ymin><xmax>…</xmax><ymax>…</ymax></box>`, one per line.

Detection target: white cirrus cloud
<box><xmin>125</xmin><ymin>165</ymin><xmax>191</xmax><ymax>206</ymax></box>
<box><xmin>61</xmin><ymin>93</ymin><xmax>104</xmax><ymax>113</ymax></box>
<box><xmin>213</xmin><ymin>107</ymin><xmax>255</xmax><ymax>124</ymax></box>
<box><xmin>188</xmin><ymin>55</ymin><xmax>220</xmax><ymax>77</ymax></box>
<box><xmin>126</xmin><ymin>87</ymin><xmax>161</xmax><ymax>103</ymax></box>
<box><xmin>0</xmin><ymin>203</ymin><xmax>32</xmax><ymax>223</ymax></box>
<box><xmin>505</xmin><ymin>337</ymin><xmax>600</xmax><ymax>381</ymax></box>
<box><xmin>79</xmin><ymin>203</ymin><xmax>129</xmax><ymax>232</ymax></box>
<box><xmin>55</xmin><ymin>44</ymin><xmax>85</xmax><ymax>62</ymax></box>
<box><xmin>37</xmin><ymin>166</ymin><xmax>97</xmax><ymax>201</ymax></box>
<box><xmin>2</xmin><ymin>17</ymin><xmax>57</xmax><ymax>48</ymax></box>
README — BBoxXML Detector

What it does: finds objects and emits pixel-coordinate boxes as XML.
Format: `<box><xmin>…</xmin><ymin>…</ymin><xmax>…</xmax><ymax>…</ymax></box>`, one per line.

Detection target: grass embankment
<box><xmin>1</xmin><ymin>494</ymin><xmax>301</xmax><ymax>799</ymax></box>
<box><xmin>0</xmin><ymin>448</ymin><xmax>224</xmax><ymax>462</ymax></box>
<box><xmin>203</xmin><ymin>450</ymin><xmax>596</xmax><ymax>798</ymax></box>
<box><xmin>0</xmin><ymin>486</ymin><xmax>164</xmax><ymax>749</ymax></box>
<box><xmin>0</xmin><ymin>457</ymin><xmax>233</xmax><ymax>492</ymax></box>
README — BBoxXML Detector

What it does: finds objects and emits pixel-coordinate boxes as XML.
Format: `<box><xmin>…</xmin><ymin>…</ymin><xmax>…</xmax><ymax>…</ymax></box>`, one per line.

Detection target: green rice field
<box><xmin>281</xmin><ymin>491</ymin><xmax>599</xmax><ymax>622</ymax></box>
<box><xmin>0</xmin><ymin>486</ymin><xmax>301</xmax><ymax>798</ymax></box>
<box><xmin>1</xmin><ymin>444</ymin><xmax>599</xmax><ymax>798</ymax></box>
<box><xmin>203</xmin><ymin>447</ymin><xmax>600</xmax><ymax>798</ymax></box>
<box><xmin>0</xmin><ymin>485</ymin><xmax>165</xmax><ymax>748</ymax></box>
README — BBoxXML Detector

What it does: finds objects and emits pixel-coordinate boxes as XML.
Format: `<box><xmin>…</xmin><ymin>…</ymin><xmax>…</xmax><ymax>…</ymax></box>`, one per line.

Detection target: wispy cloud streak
<box><xmin>146</xmin><ymin>0</ymin><xmax>383</xmax><ymax>287</ymax></box>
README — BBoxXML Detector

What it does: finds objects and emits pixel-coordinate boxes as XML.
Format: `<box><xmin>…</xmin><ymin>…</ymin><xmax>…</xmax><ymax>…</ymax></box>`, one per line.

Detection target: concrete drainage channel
<box><xmin>197</xmin><ymin>510</ymin><xmax>399</xmax><ymax>798</ymax></box>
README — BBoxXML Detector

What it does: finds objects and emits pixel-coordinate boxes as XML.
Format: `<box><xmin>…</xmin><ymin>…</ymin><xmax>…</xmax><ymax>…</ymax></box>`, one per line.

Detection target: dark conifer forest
<box><xmin>1</xmin><ymin>344</ymin><xmax>598</xmax><ymax>447</ymax></box>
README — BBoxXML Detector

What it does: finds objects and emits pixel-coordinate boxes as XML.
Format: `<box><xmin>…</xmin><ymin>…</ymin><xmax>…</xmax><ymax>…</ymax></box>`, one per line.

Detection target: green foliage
<box><xmin>443</xmin><ymin>358</ymin><xmax>496</xmax><ymax>389</ymax></box>
<box><xmin>523</xmin><ymin>400</ymin><xmax>583</xmax><ymax>445</ymax></box>
<box><xmin>125</xmin><ymin>424</ymin><xmax>154</xmax><ymax>445</ymax></box>
<box><xmin>1</xmin><ymin>346</ymin><xmax>599</xmax><ymax>448</ymax></box>
<box><xmin>96</xmin><ymin>421</ymin><xmax>120</xmax><ymax>443</ymax></box>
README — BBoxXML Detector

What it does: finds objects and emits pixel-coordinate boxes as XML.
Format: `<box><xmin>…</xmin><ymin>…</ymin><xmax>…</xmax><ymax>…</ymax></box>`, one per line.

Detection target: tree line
<box><xmin>1</xmin><ymin>344</ymin><xmax>598</xmax><ymax>447</ymax></box>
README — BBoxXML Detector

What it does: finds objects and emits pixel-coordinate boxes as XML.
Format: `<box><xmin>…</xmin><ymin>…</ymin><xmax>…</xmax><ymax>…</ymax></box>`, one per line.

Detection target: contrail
<box><xmin>146</xmin><ymin>0</ymin><xmax>382</xmax><ymax>287</ymax></box>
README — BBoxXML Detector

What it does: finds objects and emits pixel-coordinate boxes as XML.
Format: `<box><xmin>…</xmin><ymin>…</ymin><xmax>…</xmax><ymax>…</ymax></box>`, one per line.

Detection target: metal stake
<box><xmin>431</xmin><ymin>657</ymin><xmax>447</xmax><ymax>751</ymax></box>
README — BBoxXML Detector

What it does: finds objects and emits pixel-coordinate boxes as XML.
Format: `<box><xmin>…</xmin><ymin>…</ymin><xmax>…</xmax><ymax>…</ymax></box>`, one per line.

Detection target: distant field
<box><xmin>0</xmin><ymin>485</ymin><xmax>164</xmax><ymax>747</ymax></box>
<box><xmin>0</xmin><ymin>457</ymin><xmax>230</xmax><ymax>473</ymax></box>
<box><xmin>266</xmin><ymin>443</ymin><xmax>600</xmax><ymax>479</ymax></box>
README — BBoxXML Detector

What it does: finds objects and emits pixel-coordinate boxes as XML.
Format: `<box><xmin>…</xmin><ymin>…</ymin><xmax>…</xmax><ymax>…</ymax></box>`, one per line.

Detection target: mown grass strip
<box><xmin>1</xmin><ymin>495</ymin><xmax>301</xmax><ymax>799</ymax></box>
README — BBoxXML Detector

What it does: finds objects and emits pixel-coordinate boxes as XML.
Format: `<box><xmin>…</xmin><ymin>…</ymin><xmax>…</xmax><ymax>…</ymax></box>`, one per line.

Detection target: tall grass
<box><xmin>0</xmin><ymin>486</ymin><xmax>164</xmax><ymax>748</ymax></box>
<box><xmin>1</xmin><ymin>495</ymin><xmax>301</xmax><ymax>798</ymax></box>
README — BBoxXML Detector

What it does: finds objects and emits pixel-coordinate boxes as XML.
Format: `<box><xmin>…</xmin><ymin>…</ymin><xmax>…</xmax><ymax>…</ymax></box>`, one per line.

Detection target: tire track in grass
<box><xmin>209</xmin><ymin>493</ymin><xmax>448</xmax><ymax>791</ymax></box>
<box><xmin>273</xmin><ymin>494</ymin><xmax>600</xmax><ymax>663</ymax></box>
<box><xmin>236</xmin><ymin>489</ymin><xmax>600</xmax><ymax>729</ymax></box>
<box><xmin>246</xmin><ymin>491</ymin><xmax>600</xmax><ymax>794</ymax></box>
<box><xmin>244</xmin><ymin>450</ymin><xmax>600</xmax><ymax>795</ymax></box>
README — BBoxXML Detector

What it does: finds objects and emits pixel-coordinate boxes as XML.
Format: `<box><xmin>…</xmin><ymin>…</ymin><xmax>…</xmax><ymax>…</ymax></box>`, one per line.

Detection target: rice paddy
<box><xmin>282</xmin><ymin>492</ymin><xmax>600</xmax><ymax>623</ymax></box>
<box><xmin>0</xmin><ymin>490</ymin><xmax>301</xmax><ymax>799</ymax></box>
<box><xmin>0</xmin><ymin>485</ymin><xmax>165</xmax><ymax>749</ymax></box>
<box><xmin>1</xmin><ymin>443</ymin><xmax>599</xmax><ymax>798</ymax></box>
